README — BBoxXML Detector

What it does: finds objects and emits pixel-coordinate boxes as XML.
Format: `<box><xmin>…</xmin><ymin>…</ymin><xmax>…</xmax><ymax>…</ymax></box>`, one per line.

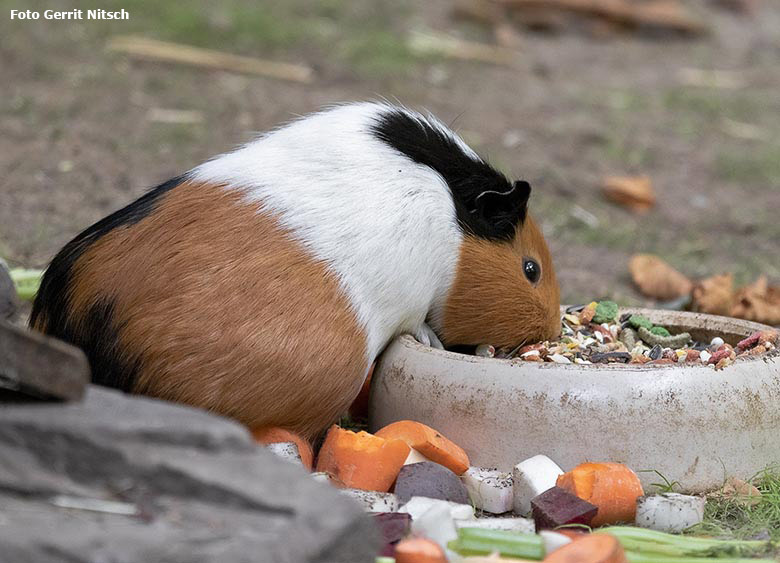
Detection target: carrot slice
<box><xmin>556</xmin><ymin>463</ymin><xmax>643</xmax><ymax>527</ymax></box>
<box><xmin>543</xmin><ymin>533</ymin><xmax>626</xmax><ymax>563</ymax></box>
<box><xmin>394</xmin><ymin>537</ymin><xmax>447</xmax><ymax>563</ymax></box>
<box><xmin>252</xmin><ymin>427</ymin><xmax>314</xmax><ymax>470</ymax></box>
<box><xmin>375</xmin><ymin>420</ymin><xmax>470</xmax><ymax>475</ymax></box>
<box><xmin>315</xmin><ymin>425</ymin><xmax>410</xmax><ymax>492</ymax></box>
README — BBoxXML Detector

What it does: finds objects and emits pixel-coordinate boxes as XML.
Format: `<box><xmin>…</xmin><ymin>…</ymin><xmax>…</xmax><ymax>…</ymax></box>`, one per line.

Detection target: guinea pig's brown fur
<box><xmin>442</xmin><ymin>215</ymin><xmax>560</xmax><ymax>349</ymax></box>
<box><xmin>32</xmin><ymin>181</ymin><xmax>368</xmax><ymax>439</ymax></box>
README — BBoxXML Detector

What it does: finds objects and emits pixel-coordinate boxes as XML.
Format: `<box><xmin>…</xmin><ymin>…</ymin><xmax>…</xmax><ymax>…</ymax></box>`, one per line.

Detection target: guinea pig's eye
<box><xmin>523</xmin><ymin>258</ymin><xmax>541</xmax><ymax>285</ymax></box>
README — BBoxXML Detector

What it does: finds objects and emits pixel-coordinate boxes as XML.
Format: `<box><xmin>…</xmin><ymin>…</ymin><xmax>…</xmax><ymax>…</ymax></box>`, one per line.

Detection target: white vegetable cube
<box><xmin>636</xmin><ymin>493</ymin><xmax>705</xmax><ymax>533</ymax></box>
<box><xmin>540</xmin><ymin>530</ymin><xmax>572</xmax><ymax>555</ymax></box>
<box><xmin>412</xmin><ymin>503</ymin><xmax>459</xmax><ymax>558</ymax></box>
<box><xmin>462</xmin><ymin>467</ymin><xmax>513</xmax><ymax>514</ymax></box>
<box><xmin>454</xmin><ymin>517</ymin><xmax>534</xmax><ymax>534</ymax></box>
<box><xmin>265</xmin><ymin>441</ymin><xmax>302</xmax><ymax>466</ymax></box>
<box><xmin>339</xmin><ymin>489</ymin><xmax>399</xmax><ymax>512</ymax></box>
<box><xmin>404</xmin><ymin>447</ymin><xmax>433</xmax><ymax>465</ymax></box>
<box><xmin>512</xmin><ymin>455</ymin><xmax>564</xmax><ymax>516</ymax></box>
<box><xmin>399</xmin><ymin>496</ymin><xmax>475</xmax><ymax>521</ymax></box>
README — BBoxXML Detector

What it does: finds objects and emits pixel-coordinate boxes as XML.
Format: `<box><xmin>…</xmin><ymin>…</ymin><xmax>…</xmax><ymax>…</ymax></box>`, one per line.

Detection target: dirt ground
<box><xmin>1</xmin><ymin>0</ymin><xmax>779</xmax><ymax>306</ymax></box>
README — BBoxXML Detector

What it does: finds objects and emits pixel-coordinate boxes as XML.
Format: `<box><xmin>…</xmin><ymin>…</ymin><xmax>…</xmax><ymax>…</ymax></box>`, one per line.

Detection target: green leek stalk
<box><xmin>447</xmin><ymin>527</ymin><xmax>545</xmax><ymax>559</ymax></box>
<box><xmin>448</xmin><ymin>526</ymin><xmax>775</xmax><ymax>563</ymax></box>
<box><xmin>596</xmin><ymin>527</ymin><xmax>773</xmax><ymax>560</ymax></box>
<box><xmin>626</xmin><ymin>554</ymin><xmax>774</xmax><ymax>563</ymax></box>
<box><xmin>9</xmin><ymin>268</ymin><xmax>43</xmax><ymax>301</ymax></box>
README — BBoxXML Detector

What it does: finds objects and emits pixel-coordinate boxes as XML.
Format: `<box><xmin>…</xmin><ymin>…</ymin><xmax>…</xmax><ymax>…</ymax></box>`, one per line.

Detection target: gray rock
<box><xmin>0</xmin><ymin>386</ymin><xmax>378</xmax><ymax>562</ymax></box>
<box><xmin>0</xmin><ymin>320</ymin><xmax>89</xmax><ymax>400</ymax></box>
<box><xmin>0</xmin><ymin>263</ymin><xmax>18</xmax><ymax>321</ymax></box>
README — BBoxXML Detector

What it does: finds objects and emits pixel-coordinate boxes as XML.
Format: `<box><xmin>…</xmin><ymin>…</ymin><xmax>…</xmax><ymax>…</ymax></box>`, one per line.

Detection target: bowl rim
<box><xmin>396</xmin><ymin>307</ymin><xmax>778</xmax><ymax>370</ymax></box>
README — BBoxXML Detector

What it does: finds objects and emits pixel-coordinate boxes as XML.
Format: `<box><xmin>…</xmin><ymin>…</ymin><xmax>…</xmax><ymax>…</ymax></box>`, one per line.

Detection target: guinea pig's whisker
<box><xmin>507</xmin><ymin>340</ymin><xmax>529</xmax><ymax>358</ymax></box>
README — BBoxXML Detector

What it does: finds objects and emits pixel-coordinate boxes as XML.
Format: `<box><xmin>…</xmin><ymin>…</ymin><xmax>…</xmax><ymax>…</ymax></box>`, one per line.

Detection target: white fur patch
<box><xmin>192</xmin><ymin>103</ymin><xmax>465</xmax><ymax>360</ymax></box>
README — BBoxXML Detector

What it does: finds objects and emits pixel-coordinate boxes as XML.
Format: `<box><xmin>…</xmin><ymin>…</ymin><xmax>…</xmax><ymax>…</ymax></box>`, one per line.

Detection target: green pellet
<box><xmin>593</xmin><ymin>300</ymin><xmax>619</xmax><ymax>324</ymax></box>
<box><xmin>650</xmin><ymin>326</ymin><xmax>671</xmax><ymax>337</ymax></box>
<box><xmin>628</xmin><ymin>314</ymin><xmax>653</xmax><ymax>330</ymax></box>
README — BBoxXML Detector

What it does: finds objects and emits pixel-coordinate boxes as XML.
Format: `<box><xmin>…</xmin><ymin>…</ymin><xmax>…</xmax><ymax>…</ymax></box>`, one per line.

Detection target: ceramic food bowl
<box><xmin>369</xmin><ymin>308</ymin><xmax>780</xmax><ymax>492</ymax></box>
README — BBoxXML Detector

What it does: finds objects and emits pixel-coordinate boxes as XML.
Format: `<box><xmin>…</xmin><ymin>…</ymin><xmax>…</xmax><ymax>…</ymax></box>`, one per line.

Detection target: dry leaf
<box><xmin>602</xmin><ymin>175</ymin><xmax>656</xmax><ymax>213</ymax></box>
<box><xmin>629</xmin><ymin>254</ymin><xmax>693</xmax><ymax>300</ymax></box>
<box><xmin>711</xmin><ymin>476</ymin><xmax>762</xmax><ymax>507</ymax></box>
<box><xmin>730</xmin><ymin>275</ymin><xmax>780</xmax><ymax>325</ymax></box>
<box><xmin>691</xmin><ymin>273</ymin><xmax>735</xmax><ymax>316</ymax></box>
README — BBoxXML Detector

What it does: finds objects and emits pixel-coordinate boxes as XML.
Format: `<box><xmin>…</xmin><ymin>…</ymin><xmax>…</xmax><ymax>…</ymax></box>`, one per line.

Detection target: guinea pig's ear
<box><xmin>473</xmin><ymin>180</ymin><xmax>531</xmax><ymax>234</ymax></box>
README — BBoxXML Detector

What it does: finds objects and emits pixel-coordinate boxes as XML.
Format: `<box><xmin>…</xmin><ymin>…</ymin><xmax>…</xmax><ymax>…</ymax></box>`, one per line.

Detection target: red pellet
<box><xmin>737</xmin><ymin>331</ymin><xmax>761</xmax><ymax>351</ymax></box>
<box><xmin>708</xmin><ymin>348</ymin><xmax>731</xmax><ymax>365</ymax></box>
<box><xmin>685</xmin><ymin>349</ymin><xmax>700</xmax><ymax>362</ymax></box>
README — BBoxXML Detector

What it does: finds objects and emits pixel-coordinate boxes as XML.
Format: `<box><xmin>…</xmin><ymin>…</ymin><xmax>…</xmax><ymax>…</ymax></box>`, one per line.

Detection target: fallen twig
<box><xmin>407</xmin><ymin>30</ymin><xmax>520</xmax><ymax>66</ymax></box>
<box><xmin>677</xmin><ymin>67</ymin><xmax>746</xmax><ymax>89</ymax></box>
<box><xmin>147</xmin><ymin>108</ymin><xmax>205</xmax><ymax>124</ymax></box>
<box><xmin>721</xmin><ymin>117</ymin><xmax>768</xmax><ymax>141</ymax></box>
<box><xmin>497</xmin><ymin>0</ymin><xmax>707</xmax><ymax>34</ymax></box>
<box><xmin>106</xmin><ymin>35</ymin><xmax>314</xmax><ymax>83</ymax></box>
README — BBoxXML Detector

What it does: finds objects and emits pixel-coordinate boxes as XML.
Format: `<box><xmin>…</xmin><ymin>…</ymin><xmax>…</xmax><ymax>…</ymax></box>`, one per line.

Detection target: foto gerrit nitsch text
<box><xmin>10</xmin><ymin>9</ymin><xmax>129</xmax><ymax>20</ymax></box>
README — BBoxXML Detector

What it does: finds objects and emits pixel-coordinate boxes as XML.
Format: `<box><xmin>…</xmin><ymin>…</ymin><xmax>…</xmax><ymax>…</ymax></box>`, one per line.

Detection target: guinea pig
<box><xmin>30</xmin><ymin>102</ymin><xmax>560</xmax><ymax>439</ymax></box>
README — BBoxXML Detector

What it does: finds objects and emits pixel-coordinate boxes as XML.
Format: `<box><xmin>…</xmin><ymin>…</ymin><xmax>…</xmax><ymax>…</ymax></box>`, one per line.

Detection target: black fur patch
<box><xmin>74</xmin><ymin>299</ymin><xmax>142</xmax><ymax>391</ymax></box>
<box><xmin>371</xmin><ymin>109</ymin><xmax>529</xmax><ymax>241</ymax></box>
<box><xmin>30</xmin><ymin>175</ymin><xmax>186</xmax><ymax>391</ymax></box>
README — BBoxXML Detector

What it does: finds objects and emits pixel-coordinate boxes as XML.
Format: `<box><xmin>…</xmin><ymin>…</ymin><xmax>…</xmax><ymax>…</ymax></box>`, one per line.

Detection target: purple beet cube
<box><xmin>531</xmin><ymin>486</ymin><xmax>598</xmax><ymax>531</ymax></box>
<box><xmin>373</xmin><ymin>512</ymin><xmax>411</xmax><ymax>557</ymax></box>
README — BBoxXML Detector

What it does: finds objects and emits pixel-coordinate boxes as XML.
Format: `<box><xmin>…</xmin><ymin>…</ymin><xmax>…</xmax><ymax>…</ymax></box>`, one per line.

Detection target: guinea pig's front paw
<box><xmin>412</xmin><ymin>323</ymin><xmax>444</xmax><ymax>349</ymax></box>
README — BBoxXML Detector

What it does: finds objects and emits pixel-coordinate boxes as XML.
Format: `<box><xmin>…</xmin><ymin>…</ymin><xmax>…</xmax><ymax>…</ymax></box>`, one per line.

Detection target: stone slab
<box><xmin>0</xmin><ymin>264</ymin><xmax>18</xmax><ymax>321</ymax></box>
<box><xmin>0</xmin><ymin>320</ymin><xmax>89</xmax><ymax>400</ymax></box>
<box><xmin>0</xmin><ymin>385</ymin><xmax>378</xmax><ymax>562</ymax></box>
